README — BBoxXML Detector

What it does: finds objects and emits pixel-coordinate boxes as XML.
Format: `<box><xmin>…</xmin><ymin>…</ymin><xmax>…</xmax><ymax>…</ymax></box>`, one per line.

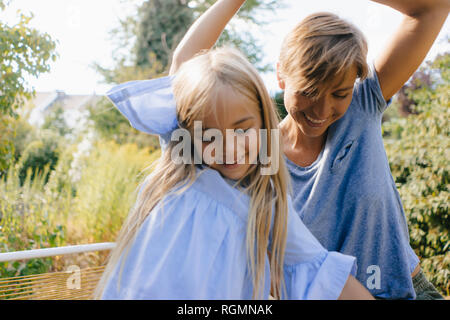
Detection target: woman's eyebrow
<box><xmin>232</xmin><ymin>116</ymin><xmax>254</xmax><ymax>126</ymax></box>
<box><xmin>333</xmin><ymin>86</ymin><xmax>354</xmax><ymax>92</ymax></box>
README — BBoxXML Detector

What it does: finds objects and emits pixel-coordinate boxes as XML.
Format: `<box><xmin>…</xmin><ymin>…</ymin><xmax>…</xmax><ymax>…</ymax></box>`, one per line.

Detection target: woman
<box><xmin>172</xmin><ymin>0</ymin><xmax>449</xmax><ymax>299</ymax></box>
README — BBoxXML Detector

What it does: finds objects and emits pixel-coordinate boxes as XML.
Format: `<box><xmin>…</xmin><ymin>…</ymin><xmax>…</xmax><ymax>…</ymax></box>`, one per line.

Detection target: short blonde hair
<box><xmin>279</xmin><ymin>12</ymin><xmax>369</xmax><ymax>98</ymax></box>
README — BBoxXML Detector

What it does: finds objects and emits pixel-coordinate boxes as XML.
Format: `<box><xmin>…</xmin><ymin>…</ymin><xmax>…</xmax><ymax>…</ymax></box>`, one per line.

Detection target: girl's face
<box><xmin>278</xmin><ymin>65</ymin><xmax>358</xmax><ymax>139</ymax></box>
<box><xmin>198</xmin><ymin>86</ymin><xmax>263</xmax><ymax>181</ymax></box>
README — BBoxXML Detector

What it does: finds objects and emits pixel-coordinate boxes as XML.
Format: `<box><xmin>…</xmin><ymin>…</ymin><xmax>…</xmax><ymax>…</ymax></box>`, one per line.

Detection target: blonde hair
<box><xmin>279</xmin><ymin>12</ymin><xmax>369</xmax><ymax>98</ymax></box>
<box><xmin>93</xmin><ymin>47</ymin><xmax>290</xmax><ymax>300</ymax></box>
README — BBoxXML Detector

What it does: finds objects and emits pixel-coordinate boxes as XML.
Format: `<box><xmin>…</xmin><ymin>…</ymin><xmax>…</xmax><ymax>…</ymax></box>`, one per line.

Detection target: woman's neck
<box><xmin>280</xmin><ymin>116</ymin><xmax>327</xmax><ymax>167</ymax></box>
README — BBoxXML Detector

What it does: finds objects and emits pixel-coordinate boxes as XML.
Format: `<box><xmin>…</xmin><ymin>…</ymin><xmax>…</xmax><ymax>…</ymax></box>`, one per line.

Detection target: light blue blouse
<box><xmin>102</xmin><ymin>76</ymin><xmax>358</xmax><ymax>300</ymax></box>
<box><xmin>101</xmin><ymin>166</ymin><xmax>356</xmax><ymax>300</ymax></box>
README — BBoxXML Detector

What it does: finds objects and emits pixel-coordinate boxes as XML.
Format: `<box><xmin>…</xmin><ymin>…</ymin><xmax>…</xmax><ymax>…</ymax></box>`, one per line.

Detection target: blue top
<box><xmin>285</xmin><ymin>68</ymin><xmax>419</xmax><ymax>299</ymax></box>
<box><xmin>103</xmin><ymin>76</ymin><xmax>358</xmax><ymax>300</ymax></box>
<box><xmin>101</xmin><ymin>166</ymin><xmax>357</xmax><ymax>300</ymax></box>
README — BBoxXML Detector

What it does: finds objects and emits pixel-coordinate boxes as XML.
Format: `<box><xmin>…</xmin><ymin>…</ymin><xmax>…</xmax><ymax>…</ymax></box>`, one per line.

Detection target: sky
<box><xmin>1</xmin><ymin>0</ymin><xmax>449</xmax><ymax>95</ymax></box>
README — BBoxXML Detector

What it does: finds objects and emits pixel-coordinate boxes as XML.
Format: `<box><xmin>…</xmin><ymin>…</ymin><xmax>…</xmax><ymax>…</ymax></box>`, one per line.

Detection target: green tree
<box><xmin>17</xmin><ymin>130</ymin><xmax>61</xmax><ymax>185</ymax></box>
<box><xmin>383</xmin><ymin>52</ymin><xmax>450</xmax><ymax>295</ymax></box>
<box><xmin>0</xmin><ymin>0</ymin><xmax>58</xmax><ymax>172</ymax></box>
<box><xmin>94</xmin><ymin>0</ymin><xmax>281</xmax><ymax>84</ymax></box>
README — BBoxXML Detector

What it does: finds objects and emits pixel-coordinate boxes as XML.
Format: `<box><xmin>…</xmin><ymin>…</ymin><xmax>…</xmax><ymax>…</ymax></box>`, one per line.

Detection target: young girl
<box><xmin>93</xmin><ymin>2</ymin><xmax>374</xmax><ymax>300</ymax></box>
<box><xmin>181</xmin><ymin>0</ymin><xmax>449</xmax><ymax>299</ymax></box>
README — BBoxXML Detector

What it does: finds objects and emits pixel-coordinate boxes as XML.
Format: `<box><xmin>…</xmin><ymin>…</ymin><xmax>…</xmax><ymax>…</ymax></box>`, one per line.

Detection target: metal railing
<box><xmin>0</xmin><ymin>243</ymin><xmax>116</xmax><ymax>262</ymax></box>
<box><xmin>0</xmin><ymin>243</ymin><xmax>117</xmax><ymax>300</ymax></box>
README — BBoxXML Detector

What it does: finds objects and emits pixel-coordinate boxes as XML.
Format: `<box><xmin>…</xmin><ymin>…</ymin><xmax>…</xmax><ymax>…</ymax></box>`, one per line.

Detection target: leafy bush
<box><xmin>0</xmin><ymin>0</ymin><xmax>57</xmax><ymax>171</ymax></box>
<box><xmin>0</xmin><ymin>139</ymin><xmax>159</xmax><ymax>277</ymax></box>
<box><xmin>70</xmin><ymin>140</ymin><xmax>160</xmax><ymax>243</ymax></box>
<box><xmin>0</xmin><ymin>166</ymin><xmax>66</xmax><ymax>278</ymax></box>
<box><xmin>383</xmin><ymin>53</ymin><xmax>449</xmax><ymax>296</ymax></box>
<box><xmin>17</xmin><ymin>130</ymin><xmax>61</xmax><ymax>185</ymax></box>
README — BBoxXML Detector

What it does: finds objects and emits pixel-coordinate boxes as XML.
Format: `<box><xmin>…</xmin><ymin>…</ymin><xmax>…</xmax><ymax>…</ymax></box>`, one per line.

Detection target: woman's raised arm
<box><xmin>169</xmin><ymin>0</ymin><xmax>245</xmax><ymax>75</ymax></box>
<box><xmin>372</xmin><ymin>0</ymin><xmax>449</xmax><ymax>101</ymax></box>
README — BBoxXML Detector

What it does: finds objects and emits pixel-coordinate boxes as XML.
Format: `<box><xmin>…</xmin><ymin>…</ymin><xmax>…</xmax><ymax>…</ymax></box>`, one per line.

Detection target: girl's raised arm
<box><xmin>372</xmin><ymin>0</ymin><xmax>449</xmax><ymax>101</ymax></box>
<box><xmin>169</xmin><ymin>0</ymin><xmax>246</xmax><ymax>75</ymax></box>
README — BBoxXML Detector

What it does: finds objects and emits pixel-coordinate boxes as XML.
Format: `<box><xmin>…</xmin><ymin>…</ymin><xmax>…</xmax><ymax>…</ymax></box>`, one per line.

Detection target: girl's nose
<box><xmin>223</xmin><ymin>134</ymin><xmax>246</xmax><ymax>164</ymax></box>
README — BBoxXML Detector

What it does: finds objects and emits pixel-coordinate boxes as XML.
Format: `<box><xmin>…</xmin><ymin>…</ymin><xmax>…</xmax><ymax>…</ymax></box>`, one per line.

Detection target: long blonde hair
<box><xmin>279</xmin><ymin>12</ymin><xmax>369</xmax><ymax>98</ymax></box>
<box><xmin>93</xmin><ymin>47</ymin><xmax>290</xmax><ymax>300</ymax></box>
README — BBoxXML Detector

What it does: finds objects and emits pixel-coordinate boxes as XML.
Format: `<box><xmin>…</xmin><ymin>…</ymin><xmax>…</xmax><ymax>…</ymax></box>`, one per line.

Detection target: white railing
<box><xmin>0</xmin><ymin>243</ymin><xmax>116</xmax><ymax>263</ymax></box>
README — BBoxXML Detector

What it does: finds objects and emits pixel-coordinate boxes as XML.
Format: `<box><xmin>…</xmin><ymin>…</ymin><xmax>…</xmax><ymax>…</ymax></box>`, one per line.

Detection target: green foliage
<box><xmin>0</xmin><ymin>2</ymin><xmax>57</xmax><ymax>116</ymax></box>
<box><xmin>273</xmin><ymin>91</ymin><xmax>287</xmax><ymax>120</ymax></box>
<box><xmin>72</xmin><ymin>141</ymin><xmax>160</xmax><ymax>242</ymax></box>
<box><xmin>0</xmin><ymin>1</ymin><xmax>57</xmax><ymax>171</ymax></box>
<box><xmin>135</xmin><ymin>0</ymin><xmax>193</xmax><ymax>69</ymax></box>
<box><xmin>383</xmin><ymin>52</ymin><xmax>450</xmax><ymax>295</ymax></box>
<box><xmin>0</xmin><ymin>139</ymin><xmax>158</xmax><ymax>277</ymax></box>
<box><xmin>0</xmin><ymin>165</ymin><xmax>66</xmax><ymax>278</ymax></box>
<box><xmin>9</xmin><ymin>116</ymin><xmax>37</xmax><ymax>162</ymax></box>
<box><xmin>0</xmin><ymin>117</ymin><xmax>15</xmax><ymax>173</ymax></box>
<box><xmin>95</xmin><ymin>0</ymin><xmax>282</xmax><ymax>84</ymax></box>
<box><xmin>0</xmin><ymin>115</ymin><xmax>38</xmax><ymax>178</ymax></box>
<box><xmin>17</xmin><ymin>130</ymin><xmax>61</xmax><ymax>185</ymax></box>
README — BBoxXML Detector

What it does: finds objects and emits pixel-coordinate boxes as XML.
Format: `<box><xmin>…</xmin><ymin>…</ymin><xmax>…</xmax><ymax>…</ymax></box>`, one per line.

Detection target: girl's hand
<box><xmin>169</xmin><ymin>0</ymin><xmax>246</xmax><ymax>75</ymax></box>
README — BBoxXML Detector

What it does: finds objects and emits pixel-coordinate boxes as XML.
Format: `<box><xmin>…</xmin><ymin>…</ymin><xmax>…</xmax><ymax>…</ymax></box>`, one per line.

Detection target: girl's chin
<box><xmin>217</xmin><ymin>163</ymin><xmax>253</xmax><ymax>180</ymax></box>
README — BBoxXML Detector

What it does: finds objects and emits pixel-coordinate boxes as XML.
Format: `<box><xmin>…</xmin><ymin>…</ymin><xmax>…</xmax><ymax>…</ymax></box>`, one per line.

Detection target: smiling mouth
<box><xmin>222</xmin><ymin>154</ymin><xmax>249</xmax><ymax>168</ymax></box>
<box><xmin>304</xmin><ymin>113</ymin><xmax>327</xmax><ymax>124</ymax></box>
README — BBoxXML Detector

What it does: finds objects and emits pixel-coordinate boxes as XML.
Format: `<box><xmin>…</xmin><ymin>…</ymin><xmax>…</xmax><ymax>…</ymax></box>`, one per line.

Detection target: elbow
<box><xmin>407</xmin><ymin>1</ymin><xmax>450</xmax><ymax>18</ymax></box>
<box><xmin>375</xmin><ymin>0</ymin><xmax>450</xmax><ymax>18</ymax></box>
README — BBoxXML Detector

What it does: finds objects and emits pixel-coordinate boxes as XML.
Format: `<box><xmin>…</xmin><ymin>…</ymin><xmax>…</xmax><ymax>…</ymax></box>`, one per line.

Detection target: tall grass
<box><xmin>0</xmin><ymin>140</ymin><xmax>160</xmax><ymax>276</ymax></box>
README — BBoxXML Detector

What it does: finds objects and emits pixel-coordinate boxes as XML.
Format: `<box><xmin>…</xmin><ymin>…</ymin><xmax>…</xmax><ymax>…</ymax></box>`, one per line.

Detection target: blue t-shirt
<box><xmin>285</xmin><ymin>68</ymin><xmax>420</xmax><ymax>299</ymax></box>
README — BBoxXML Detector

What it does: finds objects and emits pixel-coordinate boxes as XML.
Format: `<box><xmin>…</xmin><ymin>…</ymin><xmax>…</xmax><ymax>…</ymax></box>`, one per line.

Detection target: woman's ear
<box><xmin>276</xmin><ymin>62</ymin><xmax>286</xmax><ymax>90</ymax></box>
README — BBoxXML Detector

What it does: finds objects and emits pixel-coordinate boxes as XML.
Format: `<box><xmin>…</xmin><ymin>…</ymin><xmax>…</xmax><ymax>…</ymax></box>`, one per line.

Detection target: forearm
<box><xmin>371</xmin><ymin>0</ymin><xmax>450</xmax><ymax>17</ymax></box>
<box><xmin>373</xmin><ymin>0</ymin><xmax>449</xmax><ymax>100</ymax></box>
<box><xmin>338</xmin><ymin>275</ymin><xmax>375</xmax><ymax>300</ymax></box>
<box><xmin>169</xmin><ymin>0</ymin><xmax>245</xmax><ymax>75</ymax></box>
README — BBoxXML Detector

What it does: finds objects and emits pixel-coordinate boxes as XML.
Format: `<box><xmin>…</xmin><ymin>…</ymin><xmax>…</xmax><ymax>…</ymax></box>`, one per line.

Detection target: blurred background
<box><xmin>0</xmin><ymin>0</ymin><xmax>448</xmax><ymax>297</ymax></box>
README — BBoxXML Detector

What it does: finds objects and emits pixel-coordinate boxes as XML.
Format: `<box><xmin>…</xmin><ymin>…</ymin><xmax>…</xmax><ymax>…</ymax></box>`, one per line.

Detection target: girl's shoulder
<box><xmin>154</xmin><ymin>166</ymin><xmax>250</xmax><ymax>223</ymax></box>
<box><xmin>191</xmin><ymin>167</ymin><xmax>250</xmax><ymax>220</ymax></box>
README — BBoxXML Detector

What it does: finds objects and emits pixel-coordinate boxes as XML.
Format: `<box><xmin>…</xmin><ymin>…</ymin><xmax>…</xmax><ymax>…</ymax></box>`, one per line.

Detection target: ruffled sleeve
<box><xmin>105</xmin><ymin>76</ymin><xmax>179</xmax><ymax>137</ymax></box>
<box><xmin>282</xmin><ymin>197</ymin><xmax>357</xmax><ymax>300</ymax></box>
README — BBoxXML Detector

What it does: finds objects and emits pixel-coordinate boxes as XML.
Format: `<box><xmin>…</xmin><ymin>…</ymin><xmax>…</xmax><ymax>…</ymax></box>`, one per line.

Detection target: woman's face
<box><xmin>278</xmin><ymin>65</ymin><xmax>358</xmax><ymax>139</ymax></box>
<box><xmin>197</xmin><ymin>86</ymin><xmax>263</xmax><ymax>181</ymax></box>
